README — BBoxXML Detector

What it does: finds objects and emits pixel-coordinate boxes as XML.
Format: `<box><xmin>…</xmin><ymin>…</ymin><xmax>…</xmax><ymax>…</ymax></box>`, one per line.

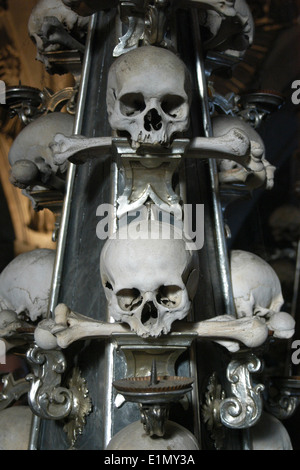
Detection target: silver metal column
<box><xmin>28</xmin><ymin>13</ymin><xmax>98</xmax><ymax>451</ymax></box>
<box><xmin>191</xmin><ymin>9</ymin><xmax>236</xmax><ymax>317</ymax></box>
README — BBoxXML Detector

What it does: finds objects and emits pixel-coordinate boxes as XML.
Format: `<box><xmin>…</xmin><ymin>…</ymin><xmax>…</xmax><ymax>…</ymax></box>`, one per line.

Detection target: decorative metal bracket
<box><xmin>26</xmin><ymin>346</ymin><xmax>92</xmax><ymax>448</ymax></box>
<box><xmin>209</xmin><ymin>88</ymin><xmax>285</xmax><ymax>129</ymax></box>
<box><xmin>114</xmin><ymin>0</ymin><xmax>253</xmax><ymax>57</ymax></box>
<box><xmin>114</xmin><ymin>0</ymin><xmax>173</xmax><ymax>57</ymax></box>
<box><xmin>264</xmin><ymin>376</ymin><xmax>300</xmax><ymax>421</ymax></box>
<box><xmin>3</xmin><ymin>84</ymin><xmax>79</xmax><ymax>126</ymax></box>
<box><xmin>113</xmin><ymin>138</ymin><xmax>188</xmax><ymax>219</ymax></box>
<box><xmin>219</xmin><ymin>353</ymin><xmax>264</xmax><ymax>429</ymax></box>
<box><xmin>203</xmin><ymin>353</ymin><xmax>264</xmax><ymax>445</ymax></box>
<box><xmin>26</xmin><ymin>346</ymin><xmax>73</xmax><ymax>420</ymax></box>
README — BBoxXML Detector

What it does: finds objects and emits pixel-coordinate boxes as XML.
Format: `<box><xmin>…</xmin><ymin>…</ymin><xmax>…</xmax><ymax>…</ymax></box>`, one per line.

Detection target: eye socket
<box><xmin>161</xmin><ymin>95</ymin><xmax>186</xmax><ymax>118</ymax></box>
<box><xmin>156</xmin><ymin>285</ymin><xmax>182</xmax><ymax>308</ymax></box>
<box><xmin>117</xmin><ymin>288</ymin><xmax>143</xmax><ymax>311</ymax></box>
<box><xmin>119</xmin><ymin>93</ymin><xmax>146</xmax><ymax>117</ymax></box>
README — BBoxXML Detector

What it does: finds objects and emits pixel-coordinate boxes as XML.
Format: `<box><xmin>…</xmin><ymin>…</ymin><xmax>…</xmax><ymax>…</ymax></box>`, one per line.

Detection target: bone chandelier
<box><xmin>0</xmin><ymin>0</ymin><xmax>297</xmax><ymax>452</ymax></box>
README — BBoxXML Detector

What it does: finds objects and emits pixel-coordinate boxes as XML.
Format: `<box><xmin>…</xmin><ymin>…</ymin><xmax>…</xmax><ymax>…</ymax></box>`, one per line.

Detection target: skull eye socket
<box><xmin>119</xmin><ymin>93</ymin><xmax>146</xmax><ymax>117</ymax></box>
<box><xmin>161</xmin><ymin>95</ymin><xmax>186</xmax><ymax>118</ymax></box>
<box><xmin>117</xmin><ymin>288</ymin><xmax>143</xmax><ymax>311</ymax></box>
<box><xmin>156</xmin><ymin>285</ymin><xmax>182</xmax><ymax>308</ymax></box>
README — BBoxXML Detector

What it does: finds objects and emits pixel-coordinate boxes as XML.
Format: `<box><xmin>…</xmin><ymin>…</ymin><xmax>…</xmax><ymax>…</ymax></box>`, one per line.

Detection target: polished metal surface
<box><xmin>28</xmin><ymin>13</ymin><xmax>98</xmax><ymax>451</ymax></box>
<box><xmin>191</xmin><ymin>9</ymin><xmax>236</xmax><ymax>318</ymax></box>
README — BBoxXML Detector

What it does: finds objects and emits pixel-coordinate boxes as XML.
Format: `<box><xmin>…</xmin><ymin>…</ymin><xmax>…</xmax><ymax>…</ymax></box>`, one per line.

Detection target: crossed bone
<box><xmin>52</xmin><ymin>129</ymin><xmax>250</xmax><ymax>166</ymax></box>
<box><xmin>50</xmin><ymin>128</ymin><xmax>273</xmax><ymax>189</ymax></box>
<box><xmin>34</xmin><ymin>303</ymin><xmax>270</xmax><ymax>353</ymax></box>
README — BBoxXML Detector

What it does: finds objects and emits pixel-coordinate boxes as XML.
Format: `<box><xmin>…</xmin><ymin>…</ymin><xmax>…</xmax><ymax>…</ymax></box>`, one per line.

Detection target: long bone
<box><xmin>35</xmin><ymin>303</ymin><xmax>269</xmax><ymax>351</ymax></box>
<box><xmin>51</xmin><ymin>128</ymin><xmax>251</xmax><ymax>169</ymax></box>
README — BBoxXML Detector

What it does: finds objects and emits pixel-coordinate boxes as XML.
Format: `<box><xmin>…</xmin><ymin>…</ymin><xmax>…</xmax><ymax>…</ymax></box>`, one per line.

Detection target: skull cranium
<box><xmin>106</xmin><ymin>46</ymin><xmax>192</xmax><ymax>148</ymax></box>
<box><xmin>231</xmin><ymin>250</ymin><xmax>295</xmax><ymax>338</ymax></box>
<box><xmin>100</xmin><ymin>220</ymin><xmax>199</xmax><ymax>337</ymax></box>
<box><xmin>8</xmin><ymin>112</ymin><xmax>74</xmax><ymax>190</ymax></box>
<box><xmin>0</xmin><ymin>249</ymin><xmax>55</xmax><ymax>322</ymax></box>
<box><xmin>212</xmin><ymin>115</ymin><xmax>275</xmax><ymax>189</ymax></box>
<box><xmin>28</xmin><ymin>0</ymin><xmax>89</xmax><ymax>73</ymax></box>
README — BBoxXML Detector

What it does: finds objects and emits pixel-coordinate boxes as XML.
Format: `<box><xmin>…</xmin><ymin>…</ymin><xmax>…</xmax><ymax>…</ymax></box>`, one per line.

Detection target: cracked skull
<box><xmin>106</xmin><ymin>46</ymin><xmax>192</xmax><ymax>148</ymax></box>
<box><xmin>100</xmin><ymin>221</ymin><xmax>199</xmax><ymax>337</ymax></box>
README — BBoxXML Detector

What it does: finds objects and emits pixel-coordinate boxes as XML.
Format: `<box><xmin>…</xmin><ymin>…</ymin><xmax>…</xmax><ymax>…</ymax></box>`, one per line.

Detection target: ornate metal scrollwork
<box><xmin>203</xmin><ymin>353</ymin><xmax>265</xmax><ymax>446</ymax></box>
<box><xmin>4</xmin><ymin>85</ymin><xmax>78</xmax><ymax>126</ymax></box>
<box><xmin>26</xmin><ymin>346</ymin><xmax>92</xmax><ymax>447</ymax></box>
<box><xmin>26</xmin><ymin>346</ymin><xmax>74</xmax><ymax>420</ymax></box>
<box><xmin>219</xmin><ymin>353</ymin><xmax>264</xmax><ymax>429</ymax></box>
<box><xmin>208</xmin><ymin>88</ymin><xmax>285</xmax><ymax>129</ymax></box>
<box><xmin>264</xmin><ymin>376</ymin><xmax>300</xmax><ymax>421</ymax></box>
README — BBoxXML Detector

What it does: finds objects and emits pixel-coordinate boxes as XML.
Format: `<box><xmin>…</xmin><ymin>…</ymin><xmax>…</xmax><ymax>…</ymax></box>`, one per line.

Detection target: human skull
<box><xmin>106</xmin><ymin>46</ymin><xmax>192</xmax><ymax>148</ymax></box>
<box><xmin>231</xmin><ymin>250</ymin><xmax>295</xmax><ymax>338</ymax></box>
<box><xmin>212</xmin><ymin>115</ymin><xmax>275</xmax><ymax>189</ymax></box>
<box><xmin>0</xmin><ymin>249</ymin><xmax>55</xmax><ymax>322</ymax></box>
<box><xmin>8</xmin><ymin>112</ymin><xmax>74</xmax><ymax>189</ymax></box>
<box><xmin>201</xmin><ymin>0</ymin><xmax>254</xmax><ymax>56</ymax></box>
<box><xmin>100</xmin><ymin>221</ymin><xmax>199</xmax><ymax>337</ymax></box>
<box><xmin>28</xmin><ymin>0</ymin><xmax>89</xmax><ymax>72</ymax></box>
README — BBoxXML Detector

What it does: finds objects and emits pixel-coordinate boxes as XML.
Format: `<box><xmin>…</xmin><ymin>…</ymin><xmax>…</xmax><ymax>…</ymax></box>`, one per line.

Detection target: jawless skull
<box><xmin>212</xmin><ymin>115</ymin><xmax>275</xmax><ymax>189</ymax></box>
<box><xmin>106</xmin><ymin>46</ymin><xmax>192</xmax><ymax>148</ymax></box>
<box><xmin>8</xmin><ymin>112</ymin><xmax>74</xmax><ymax>189</ymax></box>
<box><xmin>28</xmin><ymin>0</ymin><xmax>89</xmax><ymax>72</ymax></box>
<box><xmin>100</xmin><ymin>221</ymin><xmax>199</xmax><ymax>337</ymax></box>
<box><xmin>0</xmin><ymin>249</ymin><xmax>55</xmax><ymax>322</ymax></box>
<box><xmin>231</xmin><ymin>250</ymin><xmax>295</xmax><ymax>338</ymax></box>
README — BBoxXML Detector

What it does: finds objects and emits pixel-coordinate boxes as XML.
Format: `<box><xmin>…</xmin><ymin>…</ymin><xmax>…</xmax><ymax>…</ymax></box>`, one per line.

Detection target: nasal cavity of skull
<box><xmin>117</xmin><ymin>288</ymin><xmax>143</xmax><ymax>311</ymax></box>
<box><xmin>141</xmin><ymin>301</ymin><xmax>158</xmax><ymax>325</ymax></box>
<box><xmin>119</xmin><ymin>93</ymin><xmax>146</xmax><ymax>117</ymax></box>
<box><xmin>156</xmin><ymin>285</ymin><xmax>182</xmax><ymax>308</ymax></box>
<box><xmin>144</xmin><ymin>108</ymin><xmax>162</xmax><ymax>132</ymax></box>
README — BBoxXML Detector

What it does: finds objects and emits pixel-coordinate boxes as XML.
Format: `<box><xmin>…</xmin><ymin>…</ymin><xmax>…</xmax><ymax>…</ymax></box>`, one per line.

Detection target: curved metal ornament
<box><xmin>26</xmin><ymin>345</ymin><xmax>73</xmax><ymax>421</ymax></box>
<box><xmin>219</xmin><ymin>354</ymin><xmax>264</xmax><ymax>429</ymax></box>
<box><xmin>264</xmin><ymin>376</ymin><xmax>300</xmax><ymax>421</ymax></box>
